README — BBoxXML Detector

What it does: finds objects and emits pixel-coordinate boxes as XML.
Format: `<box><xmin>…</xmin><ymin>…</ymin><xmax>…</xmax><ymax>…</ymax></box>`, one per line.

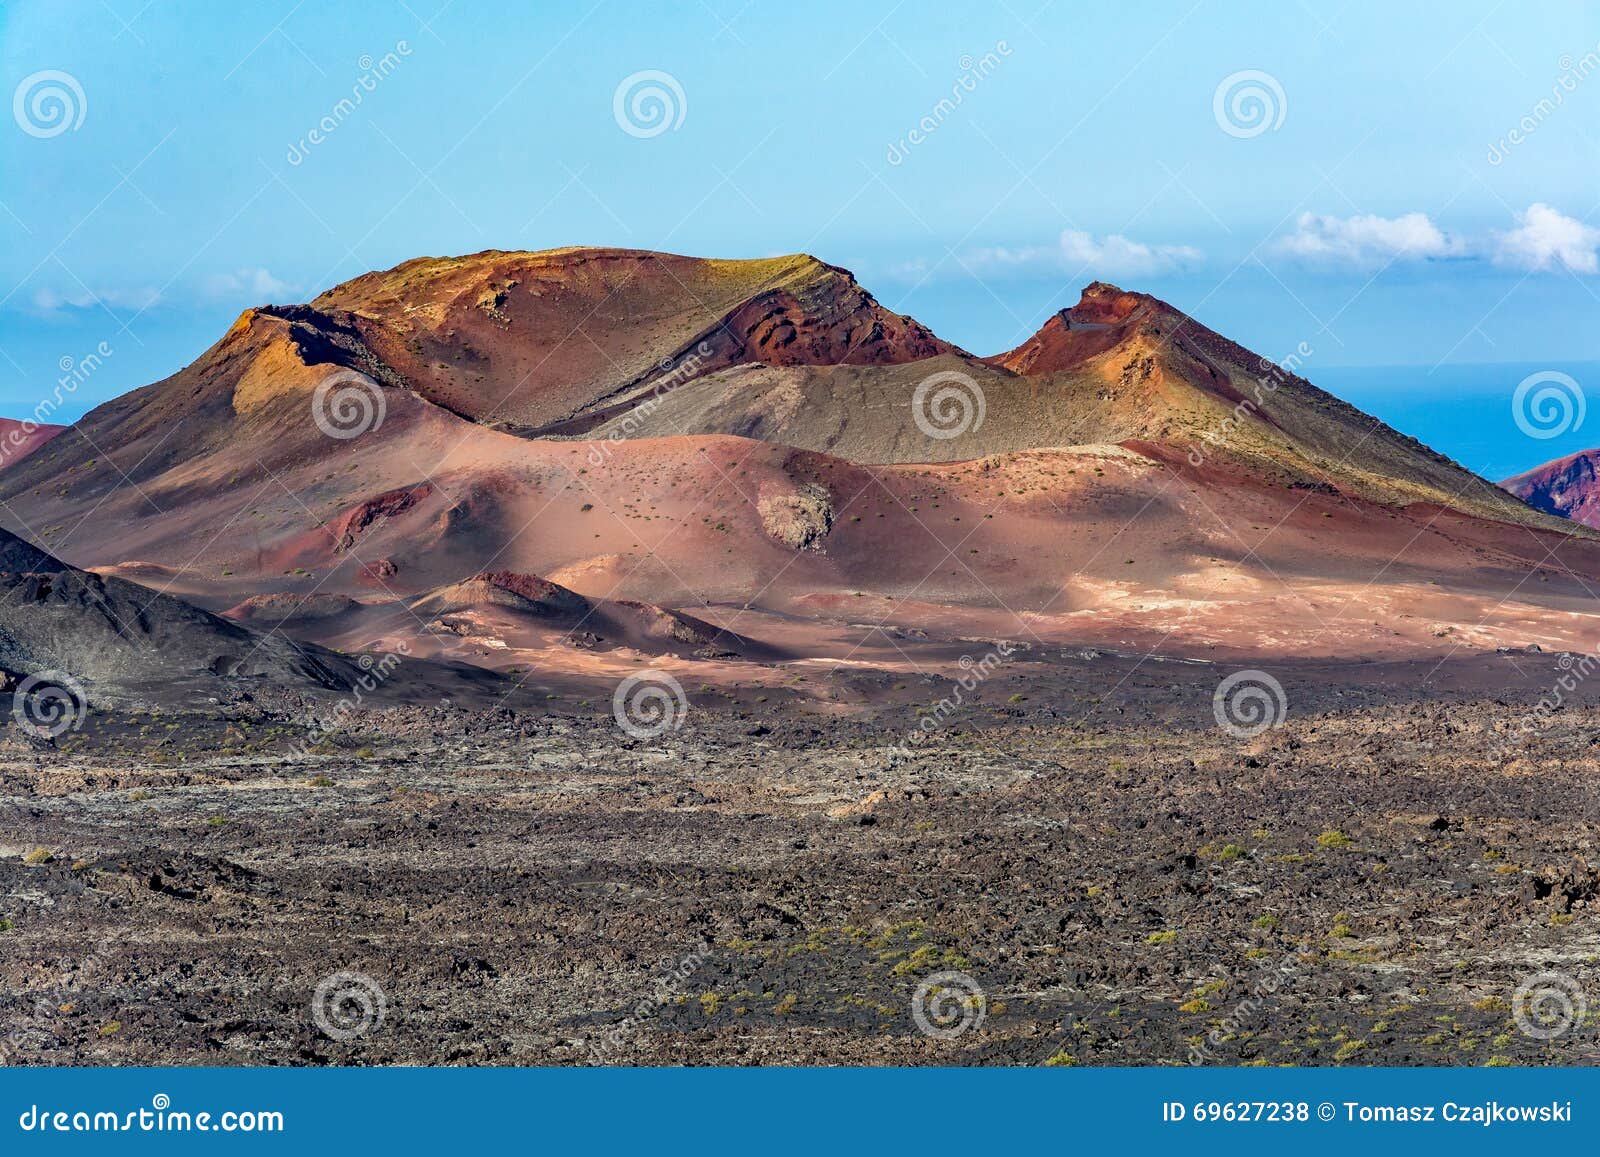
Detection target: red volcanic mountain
<box><xmin>302</xmin><ymin>247</ymin><xmax>957</xmax><ymax>434</ymax></box>
<box><xmin>0</xmin><ymin>418</ymin><xmax>66</xmax><ymax>469</ymax></box>
<box><xmin>1502</xmin><ymin>449</ymin><xmax>1600</xmax><ymax>529</ymax></box>
<box><xmin>580</xmin><ymin>276</ymin><xmax>1545</xmax><ymax>526</ymax></box>
<box><xmin>0</xmin><ymin>245</ymin><xmax>1594</xmax><ymax>682</ymax></box>
<box><xmin>985</xmin><ymin>282</ymin><xmax>1148</xmax><ymax>373</ymax></box>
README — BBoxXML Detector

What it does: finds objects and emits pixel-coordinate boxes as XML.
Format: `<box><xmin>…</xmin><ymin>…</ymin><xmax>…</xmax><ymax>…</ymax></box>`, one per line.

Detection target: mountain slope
<box><xmin>307</xmin><ymin>246</ymin><xmax>957</xmax><ymax>433</ymax></box>
<box><xmin>0</xmin><ymin>418</ymin><xmax>66</xmax><ymax>469</ymax></box>
<box><xmin>570</xmin><ymin>278</ymin><xmax>1574</xmax><ymax>531</ymax></box>
<box><xmin>0</xmin><ymin>525</ymin><xmax>357</xmax><ymax>696</ymax></box>
<box><xmin>0</xmin><ymin>246</ymin><xmax>1593</xmax><ymax>671</ymax></box>
<box><xmin>984</xmin><ymin>283</ymin><xmax>1547</xmax><ymax>528</ymax></box>
<box><xmin>2</xmin><ymin>248</ymin><xmax>1551</xmax><ymax>531</ymax></box>
<box><xmin>1502</xmin><ymin>449</ymin><xmax>1600</xmax><ymax>528</ymax></box>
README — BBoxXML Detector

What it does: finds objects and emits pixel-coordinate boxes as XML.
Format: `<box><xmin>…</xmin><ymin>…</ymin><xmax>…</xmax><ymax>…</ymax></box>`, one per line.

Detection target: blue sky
<box><xmin>2</xmin><ymin>0</ymin><xmax>1598</xmax><ymax>447</ymax></box>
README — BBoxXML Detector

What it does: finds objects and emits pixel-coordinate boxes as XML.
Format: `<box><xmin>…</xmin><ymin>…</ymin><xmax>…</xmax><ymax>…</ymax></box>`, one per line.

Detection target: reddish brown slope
<box><xmin>976</xmin><ymin>282</ymin><xmax>1558</xmax><ymax>527</ymax></box>
<box><xmin>985</xmin><ymin>283</ymin><xmax>1149</xmax><ymax>374</ymax></box>
<box><xmin>309</xmin><ymin>247</ymin><xmax>958</xmax><ymax>432</ymax></box>
<box><xmin>1502</xmin><ymin>449</ymin><xmax>1600</xmax><ymax>528</ymax></box>
<box><xmin>0</xmin><ymin>417</ymin><xmax>66</xmax><ymax>469</ymax></box>
<box><xmin>0</xmin><ymin>249</ymin><xmax>1593</xmax><ymax>675</ymax></box>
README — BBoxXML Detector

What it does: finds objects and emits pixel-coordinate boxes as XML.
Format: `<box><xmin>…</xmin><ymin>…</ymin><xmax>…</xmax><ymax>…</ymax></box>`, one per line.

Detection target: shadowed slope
<box><xmin>0</xmin><ymin>525</ymin><xmax>356</xmax><ymax>695</ymax></box>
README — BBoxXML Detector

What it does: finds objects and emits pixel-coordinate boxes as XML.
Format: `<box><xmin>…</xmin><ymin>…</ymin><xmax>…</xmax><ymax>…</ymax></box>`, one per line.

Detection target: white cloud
<box><xmin>1494</xmin><ymin>203</ymin><xmax>1600</xmax><ymax>274</ymax></box>
<box><xmin>203</xmin><ymin>267</ymin><xmax>295</xmax><ymax>302</ymax></box>
<box><xmin>1273</xmin><ymin>211</ymin><xmax>1466</xmax><ymax>268</ymax></box>
<box><xmin>31</xmin><ymin>285</ymin><xmax>161</xmax><ymax>313</ymax></box>
<box><xmin>963</xmin><ymin>229</ymin><xmax>1203</xmax><ymax>278</ymax></box>
<box><xmin>893</xmin><ymin>203</ymin><xmax>1599</xmax><ymax>286</ymax></box>
<box><xmin>28</xmin><ymin>266</ymin><xmax>295</xmax><ymax>315</ymax></box>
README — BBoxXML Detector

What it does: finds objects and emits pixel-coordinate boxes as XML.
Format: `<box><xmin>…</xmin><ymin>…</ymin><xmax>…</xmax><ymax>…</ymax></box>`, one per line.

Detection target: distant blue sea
<box><xmin>1316</xmin><ymin>361</ymin><xmax>1600</xmax><ymax>484</ymax></box>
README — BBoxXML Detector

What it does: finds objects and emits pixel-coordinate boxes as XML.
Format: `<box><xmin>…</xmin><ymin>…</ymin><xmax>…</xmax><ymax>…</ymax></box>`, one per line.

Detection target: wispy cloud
<box><xmin>25</xmin><ymin>266</ymin><xmax>298</xmax><ymax>317</ymax></box>
<box><xmin>32</xmin><ymin>285</ymin><xmax>161</xmax><ymax>313</ymax></box>
<box><xmin>956</xmin><ymin>229</ymin><xmax>1203</xmax><ymax>279</ymax></box>
<box><xmin>1493</xmin><ymin>203</ymin><xmax>1600</xmax><ymax>274</ymax></box>
<box><xmin>1271</xmin><ymin>211</ymin><xmax>1466</xmax><ymax>268</ymax></box>
<box><xmin>202</xmin><ymin>266</ymin><xmax>295</xmax><ymax>302</ymax></box>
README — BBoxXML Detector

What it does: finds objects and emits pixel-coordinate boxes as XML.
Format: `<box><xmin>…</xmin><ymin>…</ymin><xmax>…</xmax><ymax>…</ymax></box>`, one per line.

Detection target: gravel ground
<box><xmin>4</xmin><ymin>651</ymin><xmax>1600</xmax><ymax>1067</ymax></box>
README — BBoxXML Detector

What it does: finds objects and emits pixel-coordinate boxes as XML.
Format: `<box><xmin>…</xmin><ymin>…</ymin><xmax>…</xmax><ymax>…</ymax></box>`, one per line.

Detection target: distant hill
<box><xmin>1502</xmin><ymin>449</ymin><xmax>1600</xmax><ymax>529</ymax></box>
